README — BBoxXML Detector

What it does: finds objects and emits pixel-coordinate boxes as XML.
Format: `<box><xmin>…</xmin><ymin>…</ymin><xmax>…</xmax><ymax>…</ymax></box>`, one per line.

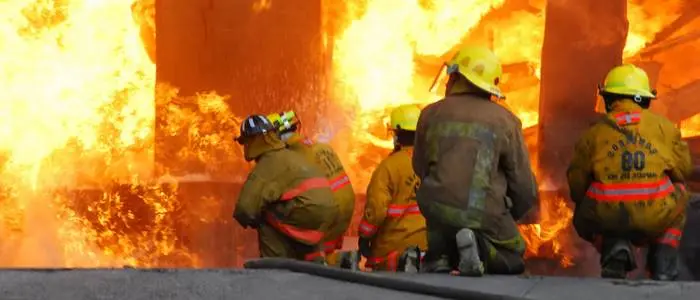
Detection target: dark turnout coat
<box><xmin>412</xmin><ymin>94</ymin><xmax>537</xmax><ymax>250</ymax></box>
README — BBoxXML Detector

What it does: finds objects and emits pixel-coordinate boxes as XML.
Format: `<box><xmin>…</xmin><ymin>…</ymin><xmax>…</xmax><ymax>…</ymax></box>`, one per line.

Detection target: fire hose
<box><xmin>244</xmin><ymin>258</ymin><xmax>530</xmax><ymax>300</ymax></box>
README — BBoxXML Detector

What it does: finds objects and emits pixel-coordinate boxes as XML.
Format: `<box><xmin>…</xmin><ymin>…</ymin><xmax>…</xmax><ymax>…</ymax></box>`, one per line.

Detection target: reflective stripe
<box><xmin>304</xmin><ymin>251</ymin><xmax>324</xmax><ymax>261</ymax></box>
<box><xmin>386</xmin><ymin>203</ymin><xmax>421</xmax><ymax>217</ymax></box>
<box><xmin>329</xmin><ymin>173</ymin><xmax>351</xmax><ymax>191</ymax></box>
<box><xmin>280</xmin><ymin>177</ymin><xmax>330</xmax><ymax>200</ymax></box>
<box><xmin>657</xmin><ymin>228</ymin><xmax>682</xmax><ymax>248</ymax></box>
<box><xmin>265</xmin><ymin>213</ymin><xmax>325</xmax><ymax>244</ymax></box>
<box><xmin>358</xmin><ymin>219</ymin><xmax>378</xmax><ymax>237</ymax></box>
<box><xmin>366</xmin><ymin>251</ymin><xmax>399</xmax><ymax>271</ymax></box>
<box><xmin>613</xmin><ymin>112</ymin><xmax>641</xmax><ymax>125</ymax></box>
<box><xmin>322</xmin><ymin>236</ymin><xmax>344</xmax><ymax>253</ymax></box>
<box><xmin>585</xmin><ymin>178</ymin><xmax>674</xmax><ymax>201</ymax></box>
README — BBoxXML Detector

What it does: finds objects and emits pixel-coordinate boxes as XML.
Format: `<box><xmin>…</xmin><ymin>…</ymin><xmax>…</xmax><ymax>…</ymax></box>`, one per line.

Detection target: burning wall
<box><xmin>0</xmin><ymin>0</ymin><xmax>699</xmax><ymax>273</ymax></box>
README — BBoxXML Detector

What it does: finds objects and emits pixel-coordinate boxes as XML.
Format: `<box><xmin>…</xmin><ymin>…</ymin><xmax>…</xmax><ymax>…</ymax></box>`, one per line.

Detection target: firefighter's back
<box><xmin>373</xmin><ymin>148</ymin><xmax>426</xmax><ymax>249</ymax></box>
<box><xmin>260</xmin><ymin>148</ymin><xmax>338</xmax><ymax>232</ymax></box>
<box><xmin>581</xmin><ymin>106</ymin><xmax>688</xmax><ymax>236</ymax></box>
<box><xmin>416</xmin><ymin>94</ymin><xmax>522</xmax><ymax>229</ymax></box>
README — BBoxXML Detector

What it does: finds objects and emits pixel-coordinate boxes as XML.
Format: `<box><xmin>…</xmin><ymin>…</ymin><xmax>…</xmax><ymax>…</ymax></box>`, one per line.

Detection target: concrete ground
<box><xmin>0</xmin><ymin>268</ymin><xmax>698</xmax><ymax>300</ymax></box>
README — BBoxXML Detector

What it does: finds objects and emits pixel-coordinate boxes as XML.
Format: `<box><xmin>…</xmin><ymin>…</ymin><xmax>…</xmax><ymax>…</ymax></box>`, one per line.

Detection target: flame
<box><xmin>0</xmin><ymin>0</ymin><xmax>245</xmax><ymax>267</ymax></box>
<box><xmin>625</xmin><ymin>0</ymin><xmax>683</xmax><ymax>58</ymax></box>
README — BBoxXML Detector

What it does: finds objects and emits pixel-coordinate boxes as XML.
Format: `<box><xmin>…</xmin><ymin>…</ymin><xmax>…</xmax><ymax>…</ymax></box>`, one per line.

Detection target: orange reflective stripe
<box><xmin>613</xmin><ymin>112</ymin><xmax>641</xmax><ymax>125</ymax></box>
<box><xmin>366</xmin><ymin>251</ymin><xmax>399</xmax><ymax>271</ymax></box>
<box><xmin>358</xmin><ymin>219</ymin><xmax>378</xmax><ymax>237</ymax></box>
<box><xmin>585</xmin><ymin>178</ymin><xmax>674</xmax><ymax>201</ymax></box>
<box><xmin>322</xmin><ymin>236</ymin><xmax>344</xmax><ymax>253</ymax></box>
<box><xmin>386</xmin><ymin>203</ymin><xmax>421</xmax><ymax>217</ymax></box>
<box><xmin>280</xmin><ymin>177</ymin><xmax>330</xmax><ymax>200</ymax></box>
<box><xmin>304</xmin><ymin>251</ymin><xmax>324</xmax><ymax>261</ymax></box>
<box><xmin>265</xmin><ymin>213</ymin><xmax>325</xmax><ymax>244</ymax></box>
<box><xmin>329</xmin><ymin>173</ymin><xmax>351</xmax><ymax>191</ymax></box>
<box><xmin>657</xmin><ymin>228</ymin><xmax>682</xmax><ymax>248</ymax></box>
<box><xmin>677</xmin><ymin>183</ymin><xmax>687</xmax><ymax>193</ymax></box>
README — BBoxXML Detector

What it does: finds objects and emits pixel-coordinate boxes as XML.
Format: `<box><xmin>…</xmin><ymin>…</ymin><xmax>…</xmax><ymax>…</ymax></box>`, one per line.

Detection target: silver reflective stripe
<box><xmin>330</xmin><ymin>175</ymin><xmax>349</xmax><ymax>190</ymax></box>
<box><xmin>359</xmin><ymin>222</ymin><xmax>375</xmax><ymax>233</ymax></box>
<box><xmin>587</xmin><ymin>179</ymin><xmax>672</xmax><ymax>196</ymax></box>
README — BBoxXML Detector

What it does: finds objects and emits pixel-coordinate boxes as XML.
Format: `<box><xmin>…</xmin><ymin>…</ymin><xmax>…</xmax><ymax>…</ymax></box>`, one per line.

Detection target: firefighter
<box><xmin>266</xmin><ymin>111</ymin><xmax>356</xmax><ymax>266</ymax></box>
<box><xmin>567</xmin><ymin>64</ymin><xmax>692</xmax><ymax>280</ymax></box>
<box><xmin>357</xmin><ymin>104</ymin><xmax>428</xmax><ymax>272</ymax></box>
<box><xmin>413</xmin><ymin>45</ymin><xmax>537</xmax><ymax>276</ymax></box>
<box><xmin>232</xmin><ymin>114</ymin><xmax>338</xmax><ymax>263</ymax></box>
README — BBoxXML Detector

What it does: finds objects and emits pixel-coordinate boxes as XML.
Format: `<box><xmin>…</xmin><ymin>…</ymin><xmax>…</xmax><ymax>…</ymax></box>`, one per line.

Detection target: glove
<box><xmin>233</xmin><ymin>212</ymin><xmax>259</xmax><ymax>229</ymax></box>
<box><xmin>358</xmin><ymin>237</ymin><xmax>372</xmax><ymax>258</ymax></box>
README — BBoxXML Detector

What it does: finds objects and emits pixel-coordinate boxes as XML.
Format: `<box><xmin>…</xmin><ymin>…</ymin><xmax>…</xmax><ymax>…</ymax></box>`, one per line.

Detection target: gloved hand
<box><xmin>358</xmin><ymin>237</ymin><xmax>371</xmax><ymax>258</ymax></box>
<box><xmin>233</xmin><ymin>212</ymin><xmax>259</xmax><ymax>229</ymax></box>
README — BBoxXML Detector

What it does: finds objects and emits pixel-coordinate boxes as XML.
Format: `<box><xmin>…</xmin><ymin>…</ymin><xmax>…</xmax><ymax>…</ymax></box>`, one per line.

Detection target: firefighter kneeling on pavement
<box><xmin>568</xmin><ymin>64</ymin><xmax>692</xmax><ymax>280</ymax></box>
<box><xmin>232</xmin><ymin>114</ymin><xmax>338</xmax><ymax>263</ymax></box>
<box><xmin>413</xmin><ymin>45</ymin><xmax>537</xmax><ymax>276</ymax></box>
<box><xmin>358</xmin><ymin>104</ymin><xmax>428</xmax><ymax>272</ymax></box>
<box><xmin>266</xmin><ymin>111</ymin><xmax>356</xmax><ymax>267</ymax></box>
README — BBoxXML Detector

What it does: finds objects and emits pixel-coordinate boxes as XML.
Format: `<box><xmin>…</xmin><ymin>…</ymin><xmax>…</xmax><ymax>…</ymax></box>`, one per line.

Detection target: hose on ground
<box><xmin>244</xmin><ymin>258</ymin><xmax>530</xmax><ymax>300</ymax></box>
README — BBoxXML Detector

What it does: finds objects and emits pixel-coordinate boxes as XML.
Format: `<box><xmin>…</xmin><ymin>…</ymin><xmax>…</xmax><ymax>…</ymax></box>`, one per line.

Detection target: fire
<box><xmin>0</xmin><ymin>0</ymin><xmax>235</xmax><ymax>267</ymax></box>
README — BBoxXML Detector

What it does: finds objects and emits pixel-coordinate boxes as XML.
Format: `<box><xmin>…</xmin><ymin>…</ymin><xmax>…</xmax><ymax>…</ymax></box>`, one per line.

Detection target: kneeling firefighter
<box><xmin>233</xmin><ymin>114</ymin><xmax>338</xmax><ymax>262</ymax></box>
<box><xmin>358</xmin><ymin>104</ymin><xmax>428</xmax><ymax>272</ymax></box>
<box><xmin>266</xmin><ymin>111</ymin><xmax>356</xmax><ymax>266</ymax></box>
<box><xmin>568</xmin><ymin>64</ymin><xmax>692</xmax><ymax>280</ymax></box>
<box><xmin>413</xmin><ymin>45</ymin><xmax>537</xmax><ymax>276</ymax></box>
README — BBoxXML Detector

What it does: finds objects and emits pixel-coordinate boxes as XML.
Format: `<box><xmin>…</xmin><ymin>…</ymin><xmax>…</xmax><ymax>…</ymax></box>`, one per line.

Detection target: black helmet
<box><xmin>235</xmin><ymin>114</ymin><xmax>275</xmax><ymax>144</ymax></box>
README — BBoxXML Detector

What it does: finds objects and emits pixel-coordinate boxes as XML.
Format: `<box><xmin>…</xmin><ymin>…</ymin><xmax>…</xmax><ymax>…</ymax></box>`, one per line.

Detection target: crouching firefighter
<box><xmin>266</xmin><ymin>111</ymin><xmax>356</xmax><ymax>267</ymax></box>
<box><xmin>358</xmin><ymin>104</ymin><xmax>428</xmax><ymax>272</ymax></box>
<box><xmin>233</xmin><ymin>114</ymin><xmax>339</xmax><ymax>263</ymax></box>
<box><xmin>413</xmin><ymin>45</ymin><xmax>538</xmax><ymax>276</ymax></box>
<box><xmin>568</xmin><ymin>64</ymin><xmax>692</xmax><ymax>280</ymax></box>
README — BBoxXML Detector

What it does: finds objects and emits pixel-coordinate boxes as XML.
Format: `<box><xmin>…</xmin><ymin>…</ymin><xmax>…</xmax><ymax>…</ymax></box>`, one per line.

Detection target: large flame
<box><xmin>0</xmin><ymin>0</ymin><xmax>242</xmax><ymax>267</ymax></box>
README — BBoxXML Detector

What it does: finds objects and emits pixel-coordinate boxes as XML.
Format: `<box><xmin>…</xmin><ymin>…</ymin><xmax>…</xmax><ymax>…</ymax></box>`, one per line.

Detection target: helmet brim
<box><xmin>461</xmin><ymin>71</ymin><xmax>504</xmax><ymax>99</ymax></box>
<box><xmin>600</xmin><ymin>86</ymin><xmax>656</xmax><ymax>99</ymax></box>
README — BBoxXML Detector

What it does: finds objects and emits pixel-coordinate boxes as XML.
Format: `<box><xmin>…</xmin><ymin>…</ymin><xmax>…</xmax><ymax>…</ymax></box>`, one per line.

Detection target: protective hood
<box><xmin>244</xmin><ymin>133</ymin><xmax>286</xmax><ymax>162</ymax></box>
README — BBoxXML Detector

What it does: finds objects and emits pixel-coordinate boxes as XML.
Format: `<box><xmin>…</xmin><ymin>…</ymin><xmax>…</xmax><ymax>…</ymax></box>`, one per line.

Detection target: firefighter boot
<box><xmin>456</xmin><ymin>228</ymin><xmax>485</xmax><ymax>276</ymax></box>
<box><xmin>339</xmin><ymin>250</ymin><xmax>361</xmax><ymax>271</ymax></box>
<box><xmin>397</xmin><ymin>246</ymin><xmax>421</xmax><ymax>273</ymax></box>
<box><xmin>600</xmin><ymin>239</ymin><xmax>636</xmax><ymax>279</ymax></box>
<box><xmin>648</xmin><ymin>243</ymin><xmax>679</xmax><ymax>281</ymax></box>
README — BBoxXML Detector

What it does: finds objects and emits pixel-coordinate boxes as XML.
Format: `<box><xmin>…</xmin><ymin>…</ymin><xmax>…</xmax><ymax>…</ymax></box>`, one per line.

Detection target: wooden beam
<box><xmin>639</xmin><ymin>30</ymin><xmax>700</xmax><ymax>59</ymax></box>
<box><xmin>649</xmin><ymin>1</ymin><xmax>700</xmax><ymax>46</ymax></box>
<box><xmin>659</xmin><ymin>79</ymin><xmax>700</xmax><ymax>123</ymax></box>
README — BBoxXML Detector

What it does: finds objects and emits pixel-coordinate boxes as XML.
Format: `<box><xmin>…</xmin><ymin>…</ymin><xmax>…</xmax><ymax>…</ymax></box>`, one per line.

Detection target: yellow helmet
<box><xmin>266</xmin><ymin>110</ymin><xmax>300</xmax><ymax>134</ymax></box>
<box><xmin>389</xmin><ymin>104</ymin><xmax>421</xmax><ymax>131</ymax></box>
<box><xmin>599</xmin><ymin>64</ymin><xmax>656</xmax><ymax>99</ymax></box>
<box><xmin>446</xmin><ymin>45</ymin><xmax>503</xmax><ymax>98</ymax></box>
